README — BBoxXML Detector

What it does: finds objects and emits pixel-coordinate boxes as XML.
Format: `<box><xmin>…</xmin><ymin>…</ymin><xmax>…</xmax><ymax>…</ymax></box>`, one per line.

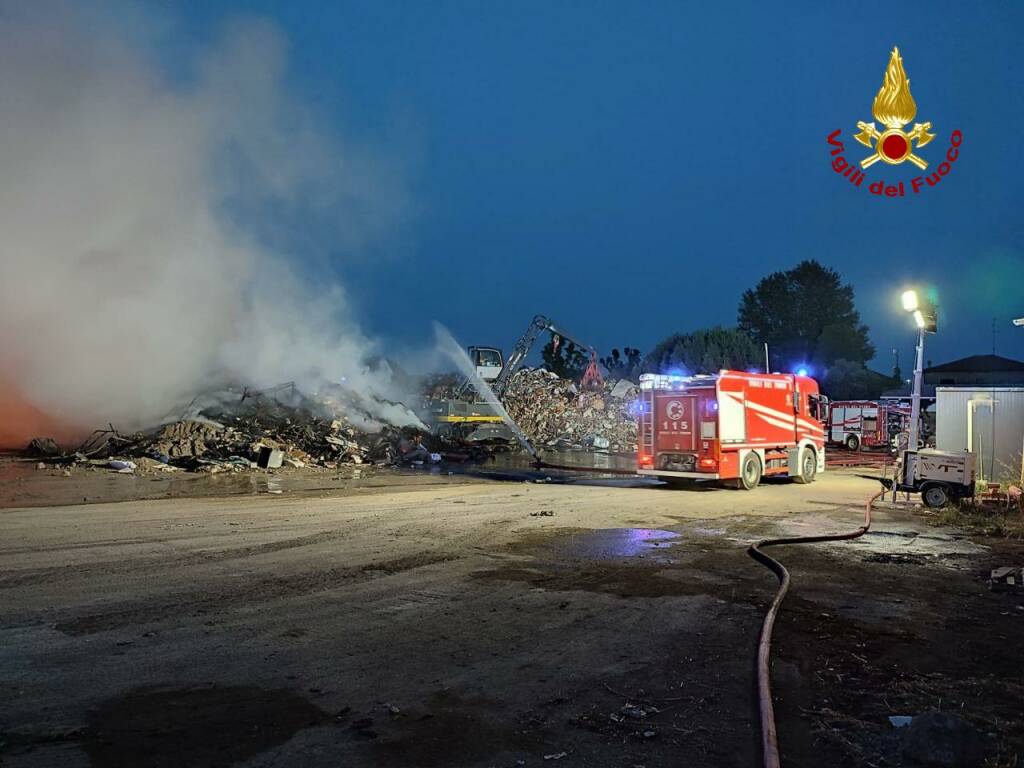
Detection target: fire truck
<box><xmin>636</xmin><ymin>371</ymin><xmax>827</xmax><ymax>489</ymax></box>
<box><xmin>827</xmin><ymin>400</ymin><xmax>910</xmax><ymax>452</ymax></box>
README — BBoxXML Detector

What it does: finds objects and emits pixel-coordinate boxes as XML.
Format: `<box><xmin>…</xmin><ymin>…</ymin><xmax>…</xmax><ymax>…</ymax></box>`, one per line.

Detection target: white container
<box><xmin>935</xmin><ymin>387</ymin><xmax>1024</xmax><ymax>482</ymax></box>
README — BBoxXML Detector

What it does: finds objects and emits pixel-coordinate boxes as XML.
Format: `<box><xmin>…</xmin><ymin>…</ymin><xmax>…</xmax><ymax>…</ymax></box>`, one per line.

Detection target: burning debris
<box><xmin>25</xmin><ymin>366</ymin><xmax>643</xmax><ymax>475</ymax></box>
<box><xmin>503</xmin><ymin>369</ymin><xmax>638</xmax><ymax>452</ymax></box>
<box><xmin>25</xmin><ymin>383</ymin><xmax>434</xmax><ymax>474</ymax></box>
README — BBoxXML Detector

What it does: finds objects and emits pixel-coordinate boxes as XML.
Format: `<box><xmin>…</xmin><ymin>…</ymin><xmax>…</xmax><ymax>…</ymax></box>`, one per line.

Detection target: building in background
<box><xmin>924</xmin><ymin>354</ymin><xmax>1024</xmax><ymax>388</ymax></box>
<box><xmin>935</xmin><ymin>387</ymin><xmax>1024</xmax><ymax>483</ymax></box>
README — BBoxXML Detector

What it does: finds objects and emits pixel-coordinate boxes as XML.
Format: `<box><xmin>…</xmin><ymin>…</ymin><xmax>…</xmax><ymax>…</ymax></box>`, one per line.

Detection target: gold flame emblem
<box><xmin>854</xmin><ymin>47</ymin><xmax>935</xmax><ymax>169</ymax></box>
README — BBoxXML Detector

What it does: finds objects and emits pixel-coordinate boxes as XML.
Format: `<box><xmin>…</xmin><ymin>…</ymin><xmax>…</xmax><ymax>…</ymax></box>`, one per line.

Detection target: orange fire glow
<box><xmin>0</xmin><ymin>380</ymin><xmax>87</xmax><ymax>451</ymax></box>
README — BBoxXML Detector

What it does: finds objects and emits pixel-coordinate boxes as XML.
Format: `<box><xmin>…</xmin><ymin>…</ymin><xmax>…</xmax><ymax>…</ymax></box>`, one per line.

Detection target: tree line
<box><xmin>542</xmin><ymin>259</ymin><xmax>898</xmax><ymax>400</ymax></box>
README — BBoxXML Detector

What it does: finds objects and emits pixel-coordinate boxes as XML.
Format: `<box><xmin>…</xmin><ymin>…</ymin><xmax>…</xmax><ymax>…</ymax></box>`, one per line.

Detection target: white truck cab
<box><xmin>467</xmin><ymin>346</ymin><xmax>504</xmax><ymax>382</ymax></box>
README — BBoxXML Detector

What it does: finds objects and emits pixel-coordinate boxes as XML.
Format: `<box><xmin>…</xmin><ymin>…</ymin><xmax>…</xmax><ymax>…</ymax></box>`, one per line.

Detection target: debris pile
<box><xmin>25</xmin><ymin>437</ymin><xmax>61</xmax><ymax>458</ymax></box>
<box><xmin>25</xmin><ymin>384</ymin><xmax>433</xmax><ymax>474</ymax></box>
<box><xmin>503</xmin><ymin>369</ymin><xmax>638</xmax><ymax>452</ymax></box>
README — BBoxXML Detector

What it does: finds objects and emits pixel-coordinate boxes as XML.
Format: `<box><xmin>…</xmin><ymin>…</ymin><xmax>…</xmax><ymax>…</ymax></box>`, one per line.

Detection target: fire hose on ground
<box><xmin>747</xmin><ymin>486</ymin><xmax>885</xmax><ymax>768</ymax></box>
<box><xmin>525</xmin><ymin>451</ymin><xmax>885</xmax><ymax>766</ymax></box>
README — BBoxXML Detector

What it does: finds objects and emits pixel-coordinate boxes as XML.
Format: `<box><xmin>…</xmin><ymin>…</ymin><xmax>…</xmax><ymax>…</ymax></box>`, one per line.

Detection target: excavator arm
<box><xmin>491</xmin><ymin>315</ymin><xmax>598</xmax><ymax>400</ymax></box>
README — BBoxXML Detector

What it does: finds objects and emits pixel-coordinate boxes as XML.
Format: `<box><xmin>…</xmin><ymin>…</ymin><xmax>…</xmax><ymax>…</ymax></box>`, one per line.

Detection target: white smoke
<box><xmin>0</xmin><ymin>4</ymin><xmax>418</xmax><ymax>440</ymax></box>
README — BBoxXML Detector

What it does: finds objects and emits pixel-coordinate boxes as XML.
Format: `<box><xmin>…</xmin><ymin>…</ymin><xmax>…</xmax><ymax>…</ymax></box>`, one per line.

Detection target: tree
<box><xmin>820</xmin><ymin>359</ymin><xmax>894</xmax><ymax>400</ymax></box>
<box><xmin>643</xmin><ymin>326</ymin><xmax>761</xmax><ymax>375</ymax></box>
<box><xmin>600</xmin><ymin>347</ymin><xmax>642</xmax><ymax>380</ymax></box>
<box><xmin>738</xmin><ymin>260</ymin><xmax>875</xmax><ymax>369</ymax></box>
<box><xmin>541</xmin><ymin>338</ymin><xmax>587</xmax><ymax>379</ymax></box>
<box><xmin>816</xmin><ymin>323</ymin><xmax>874</xmax><ymax>367</ymax></box>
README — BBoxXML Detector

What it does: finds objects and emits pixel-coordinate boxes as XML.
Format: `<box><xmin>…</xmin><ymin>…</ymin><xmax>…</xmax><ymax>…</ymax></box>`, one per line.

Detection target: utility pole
<box><xmin>1014</xmin><ymin>318</ymin><xmax>1024</xmax><ymax>485</ymax></box>
<box><xmin>901</xmin><ymin>289</ymin><xmax>936</xmax><ymax>455</ymax></box>
<box><xmin>908</xmin><ymin>327</ymin><xmax>925</xmax><ymax>452</ymax></box>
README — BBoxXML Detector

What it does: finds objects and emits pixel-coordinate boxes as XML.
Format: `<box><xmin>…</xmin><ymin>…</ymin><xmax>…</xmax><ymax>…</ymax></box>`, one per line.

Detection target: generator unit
<box><xmin>897</xmin><ymin>448</ymin><xmax>976</xmax><ymax>508</ymax></box>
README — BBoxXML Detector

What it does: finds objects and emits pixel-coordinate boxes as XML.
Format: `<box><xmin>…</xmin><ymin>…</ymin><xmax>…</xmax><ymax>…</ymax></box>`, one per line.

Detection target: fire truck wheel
<box><xmin>921</xmin><ymin>483</ymin><xmax>950</xmax><ymax>509</ymax></box>
<box><xmin>735</xmin><ymin>453</ymin><xmax>762</xmax><ymax>490</ymax></box>
<box><xmin>793</xmin><ymin>448</ymin><xmax>817</xmax><ymax>484</ymax></box>
<box><xmin>845</xmin><ymin>434</ymin><xmax>861</xmax><ymax>452</ymax></box>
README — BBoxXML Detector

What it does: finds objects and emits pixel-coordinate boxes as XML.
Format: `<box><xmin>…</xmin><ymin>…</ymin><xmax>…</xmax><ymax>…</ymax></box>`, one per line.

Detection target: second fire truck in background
<box><xmin>827</xmin><ymin>399</ymin><xmax>911</xmax><ymax>452</ymax></box>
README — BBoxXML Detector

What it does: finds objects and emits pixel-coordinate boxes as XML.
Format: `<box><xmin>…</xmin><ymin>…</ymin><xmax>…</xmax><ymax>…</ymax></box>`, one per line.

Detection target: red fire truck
<box><xmin>636</xmin><ymin>371</ymin><xmax>827</xmax><ymax>489</ymax></box>
<box><xmin>827</xmin><ymin>400</ymin><xmax>910</xmax><ymax>452</ymax></box>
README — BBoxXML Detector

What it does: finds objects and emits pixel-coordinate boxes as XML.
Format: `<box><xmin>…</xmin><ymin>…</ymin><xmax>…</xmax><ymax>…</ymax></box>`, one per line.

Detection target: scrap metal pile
<box><xmin>24</xmin><ymin>368</ymin><xmax>641</xmax><ymax>473</ymax></box>
<box><xmin>26</xmin><ymin>384</ymin><xmax>431</xmax><ymax>473</ymax></box>
<box><xmin>503</xmin><ymin>369</ymin><xmax>638</xmax><ymax>452</ymax></box>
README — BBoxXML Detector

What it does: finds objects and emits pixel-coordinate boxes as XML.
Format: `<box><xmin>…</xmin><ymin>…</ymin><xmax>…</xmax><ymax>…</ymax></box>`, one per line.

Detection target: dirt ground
<box><xmin>1</xmin><ymin>463</ymin><xmax>1022</xmax><ymax>767</ymax></box>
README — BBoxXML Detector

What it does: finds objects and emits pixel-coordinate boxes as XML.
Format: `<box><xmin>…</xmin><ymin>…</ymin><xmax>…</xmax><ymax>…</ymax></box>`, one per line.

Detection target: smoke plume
<box><xmin>0</xmin><ymin>4</ymin><xmax>416</xmax><ymax>447</ymax></box>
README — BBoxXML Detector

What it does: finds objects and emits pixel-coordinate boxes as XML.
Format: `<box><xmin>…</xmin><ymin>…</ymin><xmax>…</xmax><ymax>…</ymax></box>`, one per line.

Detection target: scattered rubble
<box><xmin>24</xmin><ymin>368</ymin><xmax>642</xmax><ymax>474</ymax></box>
<box><xmin>24</xmin><ymin>384</ymin><xmax>433</xmax><ymax>474</ymax></box>
<box><xmin>503</xmin><ymin>369</ymin><xmax>638</xmax><ymax>452</ymax></box>
<box><xmin>989</xmin><ymin>566</ymin><xmax>1023</xmax><ymax>592</ymax></box>
<box><xmin>25</xmin><ymin>437</ymin><xmax>60</xmax><ymax>457</ymax></box>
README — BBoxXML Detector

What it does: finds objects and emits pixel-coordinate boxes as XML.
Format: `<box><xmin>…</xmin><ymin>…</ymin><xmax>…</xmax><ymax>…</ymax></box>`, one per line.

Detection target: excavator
<box><xmin>425</xmin><ymin>315</ymin><xmax>603</xmax><ymax>444</ymax></box>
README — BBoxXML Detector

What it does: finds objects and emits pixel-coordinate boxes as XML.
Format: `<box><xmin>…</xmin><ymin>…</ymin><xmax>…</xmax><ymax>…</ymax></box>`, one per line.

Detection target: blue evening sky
<box><xmin>170</xmin><ymin>1</ymin><xmax>1024</xmax><ymax>372</ymax></box>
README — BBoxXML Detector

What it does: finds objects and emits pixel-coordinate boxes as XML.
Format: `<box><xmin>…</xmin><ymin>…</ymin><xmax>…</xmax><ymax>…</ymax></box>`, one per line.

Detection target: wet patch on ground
<box><xmin>473</xmin><ymin>562</ymin><xmax>708</xmax><ymax>599</ymax></box>
<box><xmin>840</xmin><ymin>527</ymin><xmax>989</xmax><ymax>565</ymax></box>
<box><xmin>0</xmin><ymin>455</ymin><xmax>478</xmax><ymax>509</ymax></box>
<box><xmin>82</xmin><ymin>685</ymin><xmax>328</xmax><ymax>768</ymax></box>
<box><xmin>5</xmin><ymin>477</ymin><xmax>1022</xmax><ymax>768</ymax></box>
<box><xmin>460</xmin><ymin>451</ymin><xmax>660</xmax><ymax>489</ymax></box>
<box><xmin>470</xmin><ymin>519</ymin><xmax>1024</xmax><ymax>764</ymax></box>
<box><xmin>756</xmin><ymin>518</ymin><xmax>992</xmax><ymax>570</ymax></box>
<box><xmin>525</xmin><ymin>527</ymin><xmax>682</xmax><ymax>561</ymax></box>
<box><xmin>471</xmin><ymin>526</ymin><xmax>769</xmax><ymax>600</ymax></box>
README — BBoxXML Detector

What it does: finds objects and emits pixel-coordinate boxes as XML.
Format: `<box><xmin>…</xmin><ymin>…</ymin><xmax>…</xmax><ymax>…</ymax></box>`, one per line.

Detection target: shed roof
<box><xmin>924</xmin><ymin>354</ymin><xmax>1024</xmax><ymax>374</ymax></box>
